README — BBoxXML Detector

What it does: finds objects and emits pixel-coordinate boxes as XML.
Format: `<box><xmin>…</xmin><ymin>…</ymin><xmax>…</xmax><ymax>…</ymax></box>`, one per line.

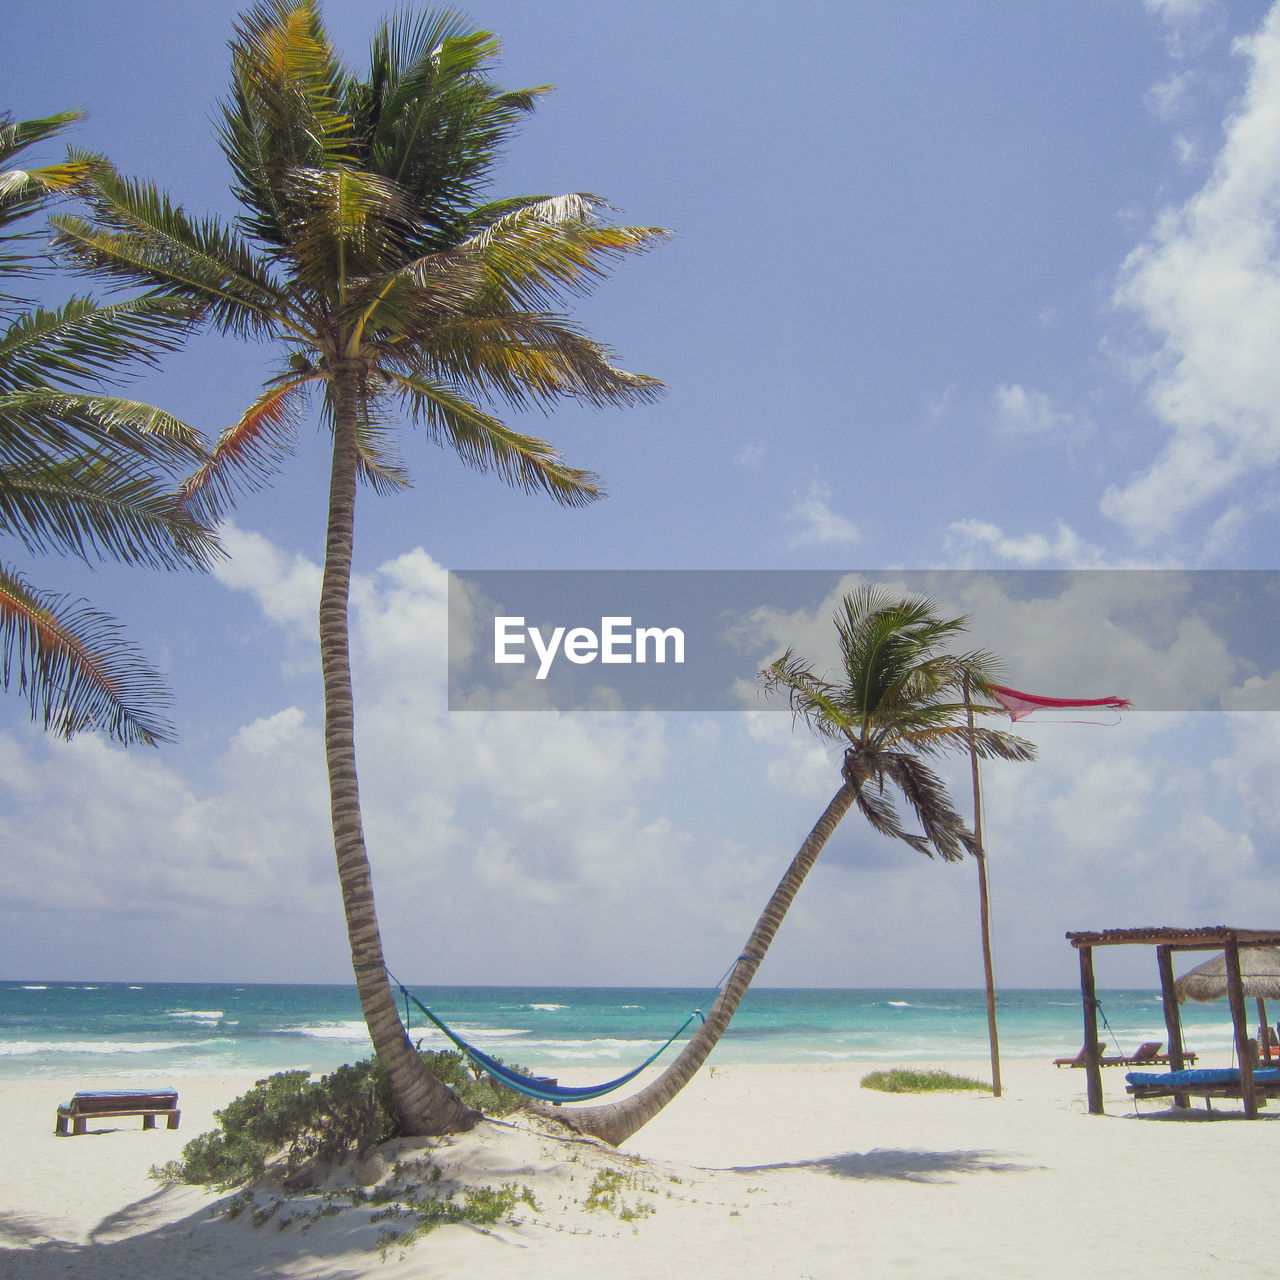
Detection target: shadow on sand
<box><xmin>0</xmin><ymin>1185</ymin><xmax>387</xmax><ymax>1280</ymax></box>
<box><xmin>732</xmin><ymin>1147</ymin><xmax>1038</xmax><ymax>1184</ymax></box>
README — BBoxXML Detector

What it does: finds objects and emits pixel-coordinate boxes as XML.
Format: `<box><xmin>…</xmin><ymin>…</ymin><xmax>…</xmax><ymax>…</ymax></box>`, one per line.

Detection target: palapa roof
<box><xmin>1174</xmin><ymin>948</ymin><xmax>1280</xmax><ymax>1002</ymax></box>
<box><xmin>1066</xmin><ymin>925</ymin><xmax>1280</xmax><ymax>951</ymax></box>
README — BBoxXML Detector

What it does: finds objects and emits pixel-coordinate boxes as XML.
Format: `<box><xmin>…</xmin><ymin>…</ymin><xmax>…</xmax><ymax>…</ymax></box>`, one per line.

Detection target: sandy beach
<box><xmin>2</xmin><ymin>1057</ymin><xmax>1275</xmax><ymax>1279</ymax></box>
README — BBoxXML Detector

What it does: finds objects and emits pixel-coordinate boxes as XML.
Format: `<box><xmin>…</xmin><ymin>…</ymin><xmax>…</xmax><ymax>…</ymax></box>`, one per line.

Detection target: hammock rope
<box><xmin>387</xmin><ymin>968</ymin><xmax>704</xmax><ymax>1105</ymax></box>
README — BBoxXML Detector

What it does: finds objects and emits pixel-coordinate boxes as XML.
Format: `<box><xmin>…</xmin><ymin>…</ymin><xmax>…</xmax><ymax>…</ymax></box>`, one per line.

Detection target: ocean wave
<box><xmin>288</xmin><ymin>1021</ymin><xmax>373</xmax><ymax>1042</ymax></box>
<box><xmin>290</xmin><ymin>1020</ymin><xmax>532</xmax><ymax>1043</ymax></box>
<box><xmin>513</xmin><ymin>1037</ymin><xmax>661</xmax><ymax>1051</ymax></box>
<box><xmin>0</xmin><ymin>1039</ymin><xmax>212</xmax><ymax>1056</ymax></box>
<box><xmin>527</xmin><ymin>1004</ymin><xmax>567</xmax><ymax>1012</ymax></box>
<box><xmin>20</xmin><ymin>985</ymin><xmax>48</xmax><ymax>991</ymax></box>
<box><xmin>168</xmin><ymin>1010</ymin><xmax>224</xmax><ymax>1021</ymax></box>
<box><xmin>516</xmin><ymin>1047</ymin><xmax>630</xmax><ymax>1062</ymax></box>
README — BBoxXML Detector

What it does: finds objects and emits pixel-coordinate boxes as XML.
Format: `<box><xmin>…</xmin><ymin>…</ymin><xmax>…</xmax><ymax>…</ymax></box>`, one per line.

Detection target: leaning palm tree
<box><xmin>53</xmin><ymin>2</ymin><xmax>665</xmax><ymax>1135</ymax></box>
<box><xmin>1</xmin><ymin>112</ymin><xmax>218</xmax><ymax>745</ymax></box>
<box><xmin>556</xmin><ymin>587</ymin><xmax>1035</xmax><ymax>1146</ymax></box>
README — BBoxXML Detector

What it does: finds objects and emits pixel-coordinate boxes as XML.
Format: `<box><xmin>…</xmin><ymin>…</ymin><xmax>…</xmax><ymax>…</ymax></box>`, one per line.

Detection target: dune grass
<box><xmin>860</xmin><ymin>1068</ymin><xmax>990</xmax><ymax>1094</ymax></box>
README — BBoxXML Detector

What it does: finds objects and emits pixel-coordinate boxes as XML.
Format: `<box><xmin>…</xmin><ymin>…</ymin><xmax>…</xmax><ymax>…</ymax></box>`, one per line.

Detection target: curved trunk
<box><xmin>321</xmin><ymin>367</ymin><xmax>479</xmax><ymax>1136</ymax></box>
<box><xmin>546</xmin><ymin>783</ymin><xmax>856</xmax><ymax>1146</ymax></box>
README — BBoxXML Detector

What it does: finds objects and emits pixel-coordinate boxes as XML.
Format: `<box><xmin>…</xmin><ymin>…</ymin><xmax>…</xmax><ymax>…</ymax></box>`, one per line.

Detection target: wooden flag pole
<box><xmin>965</xmin><ymin>673</ymin><xmax>1002</xmax><ymax>1098</ymax></box>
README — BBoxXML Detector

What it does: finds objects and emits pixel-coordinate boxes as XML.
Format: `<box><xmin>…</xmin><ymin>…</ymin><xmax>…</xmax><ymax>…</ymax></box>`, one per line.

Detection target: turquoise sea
<box><xmin>0</xmin><ymin>982</ymin><xmax>1251</xmax><ymax>1083</ymax></box>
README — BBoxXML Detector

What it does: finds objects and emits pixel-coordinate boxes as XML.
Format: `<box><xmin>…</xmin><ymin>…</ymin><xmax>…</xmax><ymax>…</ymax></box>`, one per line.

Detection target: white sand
<box><xmin>2</xmin><ymin>1059</ymin><xmax>1275</xmax><ymax>1279</ymax></box>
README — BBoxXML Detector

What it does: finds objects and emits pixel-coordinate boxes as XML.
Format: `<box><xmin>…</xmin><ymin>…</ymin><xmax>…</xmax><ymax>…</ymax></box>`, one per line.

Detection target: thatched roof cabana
<box><xmin>1174</xmin><ymin>946</ymin><xmax>1280</xmax><ymax>1074</ymax></box>
<box><xmin>1065</xmin><ymin>926</ymin><xmax>1280</xmax><ymax>1117</ymax></box>
<box><xmin>1174</xmin><ymin>947</ymin><xmax>1280</xmax><ymax>1002</ymax></box>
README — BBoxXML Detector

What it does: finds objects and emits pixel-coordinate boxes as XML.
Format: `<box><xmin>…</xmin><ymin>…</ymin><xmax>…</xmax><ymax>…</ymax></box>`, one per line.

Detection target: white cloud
<box><xmin>992</xmin><ymin>383</ymin><xmax>1074</xmax><ymax>436</ymax></box>
<box><xmin>10</xmin><ymin>537</ymin><xmax>1280</xmax><ymax>988</ymax></box>
<box><xmin>945</xmin><ymin>518</ymin><xmax>1104</xmax><ymax>567</ymax></box>
<box><xmin>785</xmin><ymin>482</ymin><xmax>859</xmax><ymax>547</ymax></box>
<box><xmin>1146</xmin><ymin>69</ymin><xmax>1199</xmax><ymax>120</ymax></box>
<box><xmin>212</xmin><ymin>521</ymin><xmax>322</xmax><ymax>636</ymax></box>
<box><xmin>1145</xmin><ymin>0</ymin><xmax>1217</xmax><ymax>26</ymax></box>
<box><xmin>737</xmin><ymin>441</ymin><xmax>765</xmax><ymax>469</ymax></box>
<box><xmin>1105</xmin><ymin>7</ymin><xmax>1280</xmax><ymax>543</ymax></box>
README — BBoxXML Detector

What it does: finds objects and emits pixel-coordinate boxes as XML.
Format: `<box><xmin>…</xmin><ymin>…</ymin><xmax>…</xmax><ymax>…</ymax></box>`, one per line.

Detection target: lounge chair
<box><xmin>1053</xmin><ymin>1044</ymin><xmax>1129</xmax><ymax>1068</ymax></box>
<box><xmin>1052</xmin><ymin>1041</ymin><xmax>1197</xmax><ymax>1069</ymax></box>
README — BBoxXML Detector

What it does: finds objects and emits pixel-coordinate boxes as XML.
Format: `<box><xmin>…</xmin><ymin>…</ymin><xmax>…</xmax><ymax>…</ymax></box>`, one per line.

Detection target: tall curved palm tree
<box><xmin>53</xmin><ymin>2</ymin><xmax>665</xmax><ymax>1134</ymax></box>
<box><xmin>1</xmin><ymin>112</ymin><xmax>218</xmax><ymax>745</ymax></box>
<box><xmin>557</xmin><ymin>587</ymin><xmax>1034</xmax><ymax>1146</ymax></box>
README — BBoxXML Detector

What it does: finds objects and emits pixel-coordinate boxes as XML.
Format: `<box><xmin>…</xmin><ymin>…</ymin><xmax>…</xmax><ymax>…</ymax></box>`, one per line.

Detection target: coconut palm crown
<box><xmin>1</xmin><ymin>112</ymin><xmax>217</xmax><ymax>746</ymax></box>
<box><xmin>52</xmin><ymin>4</ymin><xmax>664</xmax><ymax>522</ymax></box>
<box><xmin>760</xmin><ymin>585</ymin><xmax>1035</xmax><ymax>862</ymax></box>
<box><xmin>49</xmin><ymin>1</ymin><xmax>666</xmax><ymax>1136</ymax></box>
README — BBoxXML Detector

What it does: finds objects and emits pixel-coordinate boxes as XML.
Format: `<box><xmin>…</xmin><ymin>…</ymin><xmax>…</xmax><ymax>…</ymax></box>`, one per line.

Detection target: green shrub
<box><xmin>859</xmin><ymin>1068</ymin><xmax>990</xmax><ymax>1094</ymax></box>
<box><xmin>157</xmin><ymin>1050</ymin><xmax>527</xmax><ymax>1189</ymax></box>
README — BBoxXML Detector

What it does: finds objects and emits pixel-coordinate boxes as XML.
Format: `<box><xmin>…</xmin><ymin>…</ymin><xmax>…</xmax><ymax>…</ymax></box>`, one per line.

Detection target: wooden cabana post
<box><xmin>1223</xmin><ymin>939</ymin><xmax>1257</xmax><ymax>1118</ymax></box>
<box><xmin>1154</xmin><ymin>945</ymin><xmax>1189</xmax><ymax>1110</ymax></box>
<box><xmin>1078</xmin><ymin>944</ymin><xmax>1103</xmax><ymax>1115</ymax></box>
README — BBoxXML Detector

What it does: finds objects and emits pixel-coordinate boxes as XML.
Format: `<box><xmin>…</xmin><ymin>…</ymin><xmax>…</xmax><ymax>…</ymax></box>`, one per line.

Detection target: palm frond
<box><xmin>383</xmin><ymin>368</ymin><xmax>600</xmax><ymax>506</ymax></box>
<box><xmin>0</xmin><ymin>295</ymin><xmax>198</xmax><ymax>394</ymax></box>
<box><xmin>0</xmin><ymin>562</ymin><xmax>175</xmax><ymax>745</ymax></box>
<box><xmin>281</xmin><ymin>163</ymin><xmax>413</xmax><ymax>289</ymax></box>
<box><xmin>461</xmin><ymin>195</ymin><xmax>669</xmax><ymax>312</ymax></box>
<box><xmin>51</xmin><ymin>170</ymin><xmax>284</xmax><ymax>337</ymax></box>
<box><xmin>389</xmin><ymin>310</ymin><xmax>663</xmax><ymax>412</ymax></box>
<box><xmin>758</xmin><ymin>649</ymin><xmax>853</xmax><ymax>742</ymax></box>
<box><xmin>899</xmin><ymin>721</ymin><xmax>1036</xmax><ymax>763</ymax></box>
<box><xmin>360</xmin><ymin>14</ymin><xmax>548</xmax><ymax>245</ymax></box>
<box><xmin>0</xmin><ymin>456</ymin><xmax>221</xmax><ymax>571</ymax></box>
<box><xmin>180</xmin><ymin>374</ymin><xmax>314</xmax><ymax>522</ymax></box>
<box><xmin>340</xmin><ymin>246</ymin><xmax>484</xmax><ymax>349</ymax></box>
<box><xmin>843</xmin><ymin>758</ymin><xmax>932</xmax><ymax>856</ymax></box>
<box><xmin>220</xmin><ymin>0</ymin><xmax>356</xmax><ymax>249</ymax></box>
<box><xmin>0</xmin><ymin>111</ymin><xmax>93</xmax><ymax>307</ymax></box>
<box><xmin>877</xmin><ymin>751</ymin><xmax>981</xmax><ymax>863</ymax></box>
<box><xmin>0</xmin><ymin>389</ymin><xmax>207</xmax><ymax>476</ymax></box>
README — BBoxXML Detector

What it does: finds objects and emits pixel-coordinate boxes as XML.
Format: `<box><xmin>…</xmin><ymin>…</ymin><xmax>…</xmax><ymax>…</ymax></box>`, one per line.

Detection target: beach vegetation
<box><xmin>154</xmin><ymin>1049</ymin><xmax>526</xmax><ymax>1189</ymax></box>
<box><xmin>375</xmin><ymin>1182</ymin><xmax>537</xmax><ymax>1257</ymax></box>
<box><xmin>53</xmin><ymin>0</ymin><xmax>664</xmax><ymax>1137</ymax></box>
<box><xmin>583</xmin><ymin>1167</ymin><xmax>656</xmax><ymax>1224</ymax></box>
<box><xmin>558</xmin><ymin>588</ymin><xmax>1034</xmax><ymax>1145</ymax></box>
<box><xmin>860</xmin><ymin>1068</ymin><xmax>991</xmax><ymax>1093</ymax></box>
<box><xmin>0</xmin><ymin>112</ymin><xmax>219</xmax><ymax>744</ymax></box>
<box><xmin>206</xmin><ymin>1160</ymin><xmax>537</xmax><ymax>1254</ymax></box>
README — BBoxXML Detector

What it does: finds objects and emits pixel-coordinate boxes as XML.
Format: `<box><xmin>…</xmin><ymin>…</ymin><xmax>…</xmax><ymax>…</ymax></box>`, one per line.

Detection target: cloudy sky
<box><xmin>6</xmin><ymin>0</ymin><xmax>1280</xmax><ymax>991</ymax></box>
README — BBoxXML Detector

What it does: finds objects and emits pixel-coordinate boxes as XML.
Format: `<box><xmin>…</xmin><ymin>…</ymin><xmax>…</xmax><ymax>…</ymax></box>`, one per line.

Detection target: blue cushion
<box><xmin>1126</xmin><ymin>1067</ymin><xmax>1280</xmax><ymax>1087</ymax></box>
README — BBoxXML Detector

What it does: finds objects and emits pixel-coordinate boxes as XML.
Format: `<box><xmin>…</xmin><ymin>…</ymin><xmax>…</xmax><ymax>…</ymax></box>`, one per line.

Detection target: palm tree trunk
<box><xmin>547</xmin><ymin>782</ymin><xmax>856</xmax><ymax>1146</ymax></box>
<box><xmin>321</xmin><ymin>366</ymin><xmax>478</xmax><ymax>1136</ymax></box>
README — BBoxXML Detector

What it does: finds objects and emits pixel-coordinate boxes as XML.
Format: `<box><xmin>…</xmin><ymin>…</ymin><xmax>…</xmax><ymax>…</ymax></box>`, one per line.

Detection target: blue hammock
<box><xmin>394</xmin><ymin>979</ymin><xmax>703</xmax><ymax>1104</ymax></box>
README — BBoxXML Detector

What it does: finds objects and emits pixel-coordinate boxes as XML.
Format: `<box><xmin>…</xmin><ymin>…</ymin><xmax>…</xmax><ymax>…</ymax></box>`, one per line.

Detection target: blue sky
<box><xmin>5</xmin><ymin>0</ymin><xmax>1280</xmax><ymax>992</ymax></box>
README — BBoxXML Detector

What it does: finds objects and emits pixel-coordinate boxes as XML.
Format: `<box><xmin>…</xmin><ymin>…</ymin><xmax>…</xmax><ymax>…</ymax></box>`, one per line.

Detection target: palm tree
<box><xmin>556</xmin><ymin>587</ymin><xmax>1034</xmax><ymax>1146</ymax></box>
<box><xmin>1</xmin><ymin>112</ymin><xmax>218</xmax><ymax>745</ymax></box>
<box><xmin>52</xmin><ymin>2</ymin><xmax>665</xmax><ymax>1135</ymax></box>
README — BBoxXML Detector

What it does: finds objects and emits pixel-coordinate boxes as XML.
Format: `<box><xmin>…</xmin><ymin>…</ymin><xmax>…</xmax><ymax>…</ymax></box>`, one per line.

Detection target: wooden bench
<box><xmin>55</xmin><ymin>1090</ymin><xmax>180</xmax><ymax>1136</ymax></box>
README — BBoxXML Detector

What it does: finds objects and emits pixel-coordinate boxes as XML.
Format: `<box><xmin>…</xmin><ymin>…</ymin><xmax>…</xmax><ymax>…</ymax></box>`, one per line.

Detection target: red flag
<box><xmin>989</xmin><ymin>684</ymin><xmax>1131</xmax><ymax>723</ymax></box>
